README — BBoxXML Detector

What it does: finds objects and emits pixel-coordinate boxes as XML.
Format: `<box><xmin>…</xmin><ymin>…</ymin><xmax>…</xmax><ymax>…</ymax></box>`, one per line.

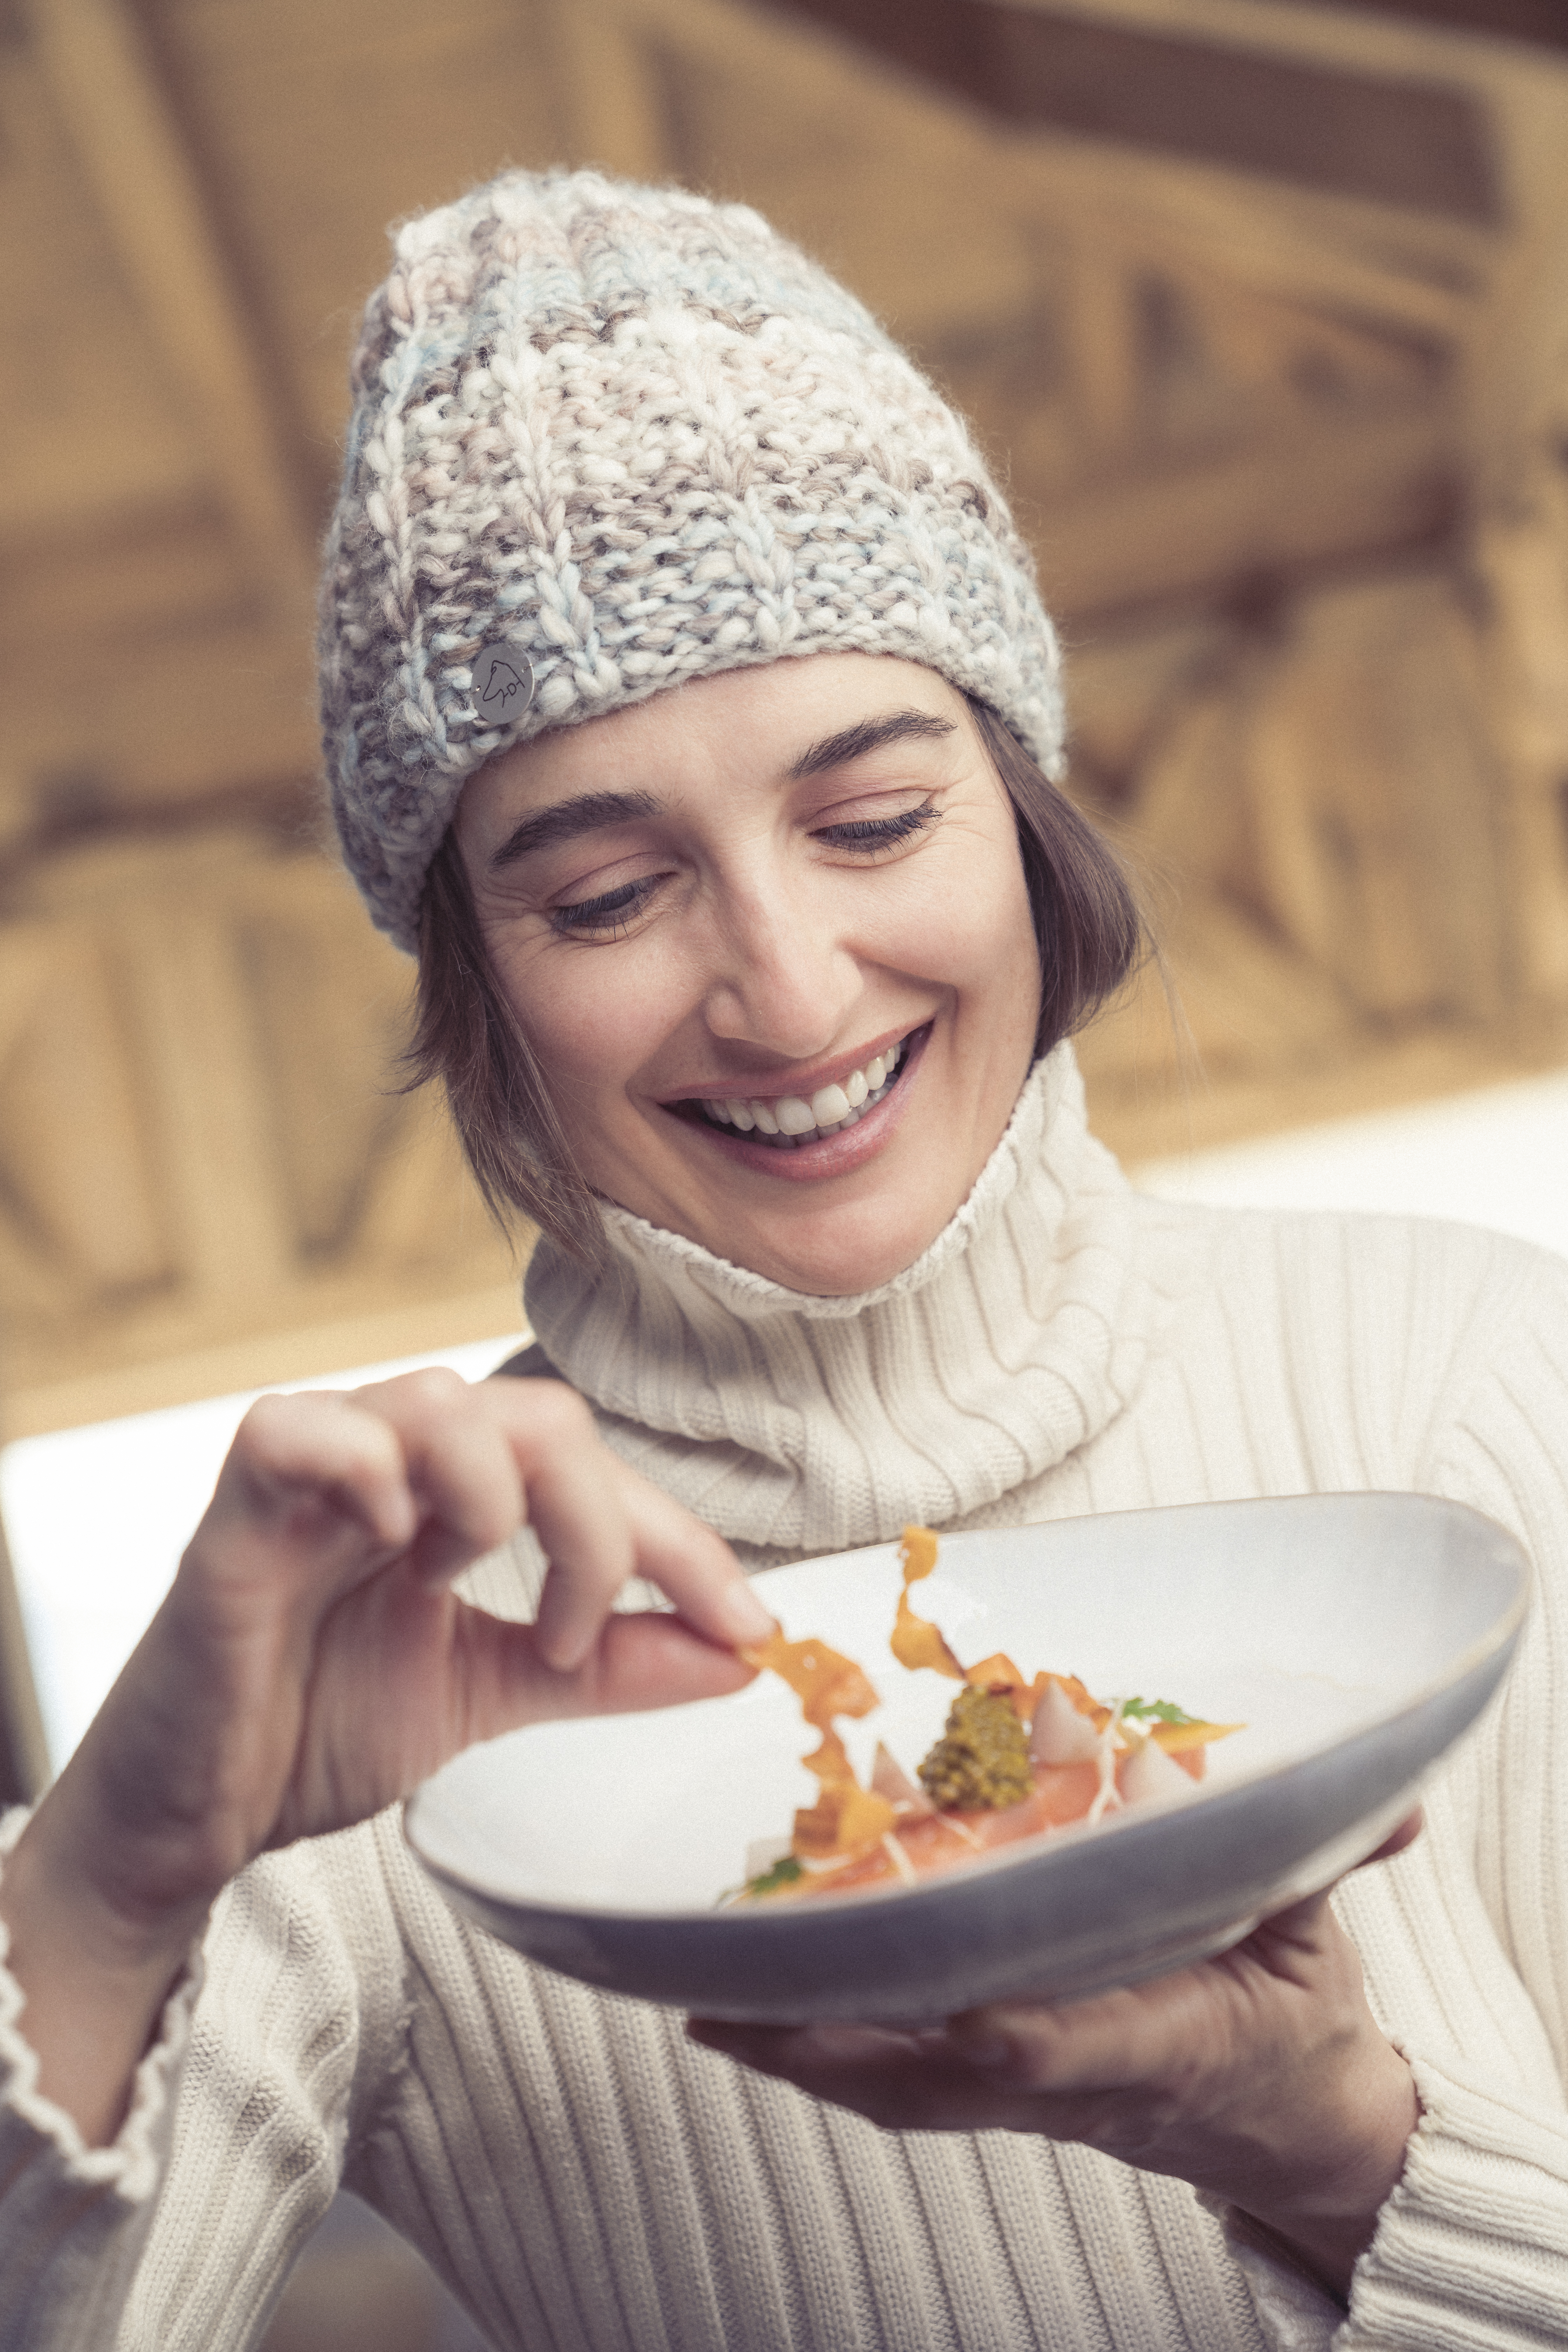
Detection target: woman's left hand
<box><xmin>690</xmin><ymin>1816</ymin><xmax>1422</xmax><ymax>2301</ymax></box>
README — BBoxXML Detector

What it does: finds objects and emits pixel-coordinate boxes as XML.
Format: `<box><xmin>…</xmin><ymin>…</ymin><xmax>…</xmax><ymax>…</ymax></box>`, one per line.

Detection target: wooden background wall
<box><xmin>4</xmin><ymin>0</ymin><xmax>1568</xmax><ymax>1439</ymax></box>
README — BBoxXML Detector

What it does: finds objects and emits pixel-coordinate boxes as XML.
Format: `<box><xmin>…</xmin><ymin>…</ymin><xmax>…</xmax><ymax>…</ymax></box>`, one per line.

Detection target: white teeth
<box><xmin>696</xmin><ymin>1033</ymin><xmax>913</xmax><ymax>1144</ymax></box>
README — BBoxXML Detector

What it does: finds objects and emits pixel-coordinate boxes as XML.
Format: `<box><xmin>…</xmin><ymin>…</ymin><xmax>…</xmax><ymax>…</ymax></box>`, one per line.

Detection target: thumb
<box><xmin>447</xmin><ymin>1606</ymin><xmax>758</xmax><ymax>1746</ymax></box>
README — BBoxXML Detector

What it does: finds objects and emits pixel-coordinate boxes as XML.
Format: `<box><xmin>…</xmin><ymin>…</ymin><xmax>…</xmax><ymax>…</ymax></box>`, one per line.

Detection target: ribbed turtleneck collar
<box><xmin>522</xmin><ymin>1044</ymin><xmax>1158</xmax><ymax>1558</ymax></box>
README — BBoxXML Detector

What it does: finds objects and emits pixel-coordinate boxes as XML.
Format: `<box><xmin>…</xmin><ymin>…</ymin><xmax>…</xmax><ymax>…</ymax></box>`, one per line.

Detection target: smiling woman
<box><xmin>2</xmin><ymin>164</ymin><xmax>1567</xmax><ymax>2352</ymax></box>
<box><xmin>416</xmin><ymin>659</ymin><xmax>1139</xmax><ymax>1290</ymax></box>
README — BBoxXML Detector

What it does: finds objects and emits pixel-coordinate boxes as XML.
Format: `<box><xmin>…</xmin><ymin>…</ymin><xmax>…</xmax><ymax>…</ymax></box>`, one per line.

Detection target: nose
<box><xmin>700</xmin><ymin>876</ymin><xmax>863</xmax><ymax>1063</ymax></box>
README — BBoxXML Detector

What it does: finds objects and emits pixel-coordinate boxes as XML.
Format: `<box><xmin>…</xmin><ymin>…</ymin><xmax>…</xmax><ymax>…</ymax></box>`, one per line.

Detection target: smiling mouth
<box><xmin>674</xmin><ymin>1030</ymin><xmax>920</xmax><ymax>1149</ymax></box>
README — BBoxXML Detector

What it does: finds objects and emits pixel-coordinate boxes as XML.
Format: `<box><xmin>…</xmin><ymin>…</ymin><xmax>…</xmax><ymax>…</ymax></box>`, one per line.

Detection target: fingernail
<box><xmin>723</xmin><ymin>1584</ymin><xmax>777</xmax><ymax>1645</ymax></box>
<box><xmin>537</xmin><ymin>1627</ymin><xmax>591</xmax><ymax>1674</ymax></box>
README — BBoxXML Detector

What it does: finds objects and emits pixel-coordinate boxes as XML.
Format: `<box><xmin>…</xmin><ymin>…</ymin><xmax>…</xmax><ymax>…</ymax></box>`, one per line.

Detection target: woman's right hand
<box><xmin>0</xmin><ymin>1371</ymin><xmax>770</xmax><ymax>2145</ymax></box>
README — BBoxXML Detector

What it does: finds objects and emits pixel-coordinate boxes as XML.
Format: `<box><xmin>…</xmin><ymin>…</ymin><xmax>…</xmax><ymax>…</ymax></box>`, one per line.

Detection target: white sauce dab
<box><xmin>1085</xmin><ymin>1701</ymin><xmax>1128</xmax><ymax>1827</ymax></box>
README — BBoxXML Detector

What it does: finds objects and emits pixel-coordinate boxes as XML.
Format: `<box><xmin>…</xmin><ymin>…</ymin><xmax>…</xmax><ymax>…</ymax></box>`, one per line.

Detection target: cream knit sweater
<box><xmin>2</xmin><ymin>1047</ymin><xmax>1566</xmax><ymax>2352</ymax></box>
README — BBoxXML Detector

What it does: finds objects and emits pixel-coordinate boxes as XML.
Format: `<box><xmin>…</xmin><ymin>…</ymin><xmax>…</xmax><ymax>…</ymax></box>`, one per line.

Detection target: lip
<box><xmin>661</xmin><ymin>1024</ymin><xmax>930</xmax><ymax>1182</ymax></box>
<box><xmin>656</xmin><ymin>1023</ymin><xmax>923</xmax><ymax>1113</ymax></box>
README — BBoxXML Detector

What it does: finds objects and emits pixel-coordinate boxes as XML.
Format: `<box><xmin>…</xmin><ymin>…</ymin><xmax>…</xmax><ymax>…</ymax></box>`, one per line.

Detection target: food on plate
<box><xmin>918</xmin><ymin>1685</ymin><xmax>1033</xmax><ymax>1811</ymax></box>
<box><xmin>730</xmin><ymin>1527</ymin><xmax>1244</xmax><ymax>1904</ymax></box>
<box><xmin>890</xmin><ymin>1521</ymin><xmax>964</xmax><ymax>1678</ymax></box>
<box><xmin>738</xmin><ymin>1626</ymin><xmax>895</xmax><ymax>1859</ymax></box>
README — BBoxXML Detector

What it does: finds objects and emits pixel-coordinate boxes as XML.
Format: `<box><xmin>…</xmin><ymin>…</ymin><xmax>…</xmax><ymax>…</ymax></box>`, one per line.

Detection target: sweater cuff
<box><xmin>0</xmin><ymin>1804</ymin><xmax>203</xmax><ymax>2290</ymax></box>
<box><xmin>1197</xmin><ymin>2192</ymin><xmax>1343</xmax><ymax>2352</ymax></box>
<box><xmin>1338</xmin><ymin>2044</ymin><xmax>1568</xmax><ymax>2350</ymax></box>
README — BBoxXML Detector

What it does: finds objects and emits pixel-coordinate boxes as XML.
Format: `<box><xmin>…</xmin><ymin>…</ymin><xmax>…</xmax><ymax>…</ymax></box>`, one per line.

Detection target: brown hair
<box><xmin>407</xmin><ymin>696</ymin><xmax>1145</xmax><ymax>1261</ymax></box>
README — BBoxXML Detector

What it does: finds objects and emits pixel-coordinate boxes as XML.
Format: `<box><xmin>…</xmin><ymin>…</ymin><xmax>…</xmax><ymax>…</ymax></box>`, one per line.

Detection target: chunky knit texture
<box><xmin>3</xmin><ymin>1049</ymin><xmax>1567</xmax><ymax>2350</ymax></box>
<box><xmin>319</xmin><ymin>168</ymin><xmax>1066</xmax><ymax>950</ymax></box>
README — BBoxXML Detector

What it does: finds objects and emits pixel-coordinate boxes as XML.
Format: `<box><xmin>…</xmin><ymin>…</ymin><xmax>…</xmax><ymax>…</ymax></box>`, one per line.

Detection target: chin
<box><xmin>597</xmin><ymin>1145</ymin><xmax>956</xmax><ymax>1295</ymax></box>
<box><xmin>725</xmin><ymin>1206</ymin><xmax>942</xmax><ymax>1298</ymax></box>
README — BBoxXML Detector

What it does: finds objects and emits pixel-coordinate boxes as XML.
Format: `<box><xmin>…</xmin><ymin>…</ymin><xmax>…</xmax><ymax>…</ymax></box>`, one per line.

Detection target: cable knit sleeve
<box><xmin>0</xmin><ymin>1810</ymin><xmax>407</xmax><ymax>2351</ymax></box>
<box><xmin>1333</xmin><ymin>1241</ymin><xmax>1568</xmax><ymax>2350</ymax></box>
<box><xmin>0</xmin><ymin>1807</ymin><xmax>206</xmax><ymax>2349</ymax></box>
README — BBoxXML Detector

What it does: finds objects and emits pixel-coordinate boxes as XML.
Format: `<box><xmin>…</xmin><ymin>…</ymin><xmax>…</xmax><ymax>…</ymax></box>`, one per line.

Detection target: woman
<box><xmin>2</xmin><ymin>169</ymin><xmax>1565</xmax><ymax>2351</ymax></box>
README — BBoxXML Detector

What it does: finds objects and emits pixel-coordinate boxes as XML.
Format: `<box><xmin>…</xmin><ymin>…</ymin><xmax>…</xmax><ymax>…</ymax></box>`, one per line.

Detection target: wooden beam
<box><xmin>771</xmin><ymin>0</ymin><xmax>1504</xmax><ymax>222</ymax></box>
<box><xmin>1449</xmin><ymin>58</ymin><xmax>1568</xmax><ymax>1004</ymax></box>
<box><xmin>1318</xmin><ymin>0</ymin><xmax>1568</xmax><ymax>45</ymax></box>
<box><xmin>643</xmin><ymin>0</ymin><xmax>1494</xmax><ymax>342</ymax></box>
<box><xmin>29</xmin><ymin>0</ymin><xmax>318</xmax><ymax>626</ymax></box>
<box><xmin>545</xmin><ymin>0</ymin><xmax>669</xmax><ymax>180</ymax></box>
<box><xmin>1034</xmin><ymin>409</ymin><xmax>1458</xmax><ymax>620</ymax></box>
<box><xmin>1459</xmin><ymin>68</ymin><xmax>1568</xmax><ymax>495</ymax></box>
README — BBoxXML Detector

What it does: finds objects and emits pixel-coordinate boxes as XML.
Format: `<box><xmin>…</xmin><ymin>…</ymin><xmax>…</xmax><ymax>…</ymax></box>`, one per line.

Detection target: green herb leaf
<box><xmin>745</xmin><ymin>1855</ymin><xmax>805</xmax><ymax>1898</ymax></box>
<box><xmin>1120</xmin><ymin>1696</ymin><xmax>1197</xmax><ymax>1727</ymax></box>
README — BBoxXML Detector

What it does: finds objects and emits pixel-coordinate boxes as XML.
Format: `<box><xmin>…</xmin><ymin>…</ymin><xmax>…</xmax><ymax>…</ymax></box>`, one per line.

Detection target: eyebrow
<box><xmin>488</xmin><ymin>709</ymin><xmax>958</xmax><ymax>869</ymax></box>
<box><xmin>787</xmin><ymin>709</ymin><xmax>957</xmax><ymax>781</ymax></box>
<box><xmin>488</xmin><ymin>788</ymin><xmax>662</xmax><ymax>870</ymax></box>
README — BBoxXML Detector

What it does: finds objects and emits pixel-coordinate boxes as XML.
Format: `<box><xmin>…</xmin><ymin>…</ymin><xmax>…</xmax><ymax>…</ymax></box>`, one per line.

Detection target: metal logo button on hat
<box><xmin>473</xmin><ymin>646</ymin><xmax>534</xmax><ymax>726</ymax></box>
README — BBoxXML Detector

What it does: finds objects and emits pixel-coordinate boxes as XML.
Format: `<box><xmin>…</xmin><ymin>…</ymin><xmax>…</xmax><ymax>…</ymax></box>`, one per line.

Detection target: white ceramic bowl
<box><xmin>405</xmin><ymin>1494</ymin><xmax>1527</xmax><ymax>2022</ymax></box>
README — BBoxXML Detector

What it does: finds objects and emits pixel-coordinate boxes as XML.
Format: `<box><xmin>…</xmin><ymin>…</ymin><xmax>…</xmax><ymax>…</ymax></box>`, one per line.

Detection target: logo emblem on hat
<box><xmin>474</xmin><ymin>646</ymin><xmax>534</xmax><ymax>723</ymax></box>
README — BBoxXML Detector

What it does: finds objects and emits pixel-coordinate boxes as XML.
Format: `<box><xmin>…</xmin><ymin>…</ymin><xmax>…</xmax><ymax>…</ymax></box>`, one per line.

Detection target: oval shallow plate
<box><xmin>406</xmin><ymin>1493</ymin><xmax>1527</xmax><ymax>2022</ymax></box>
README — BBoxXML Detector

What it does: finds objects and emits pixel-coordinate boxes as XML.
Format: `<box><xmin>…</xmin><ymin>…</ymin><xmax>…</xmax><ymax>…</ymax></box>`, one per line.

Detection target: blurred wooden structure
<box><xmin>3</xmin><ymin>0</ymin><xmax>1568</xmax><ymax>1439</ymax></box>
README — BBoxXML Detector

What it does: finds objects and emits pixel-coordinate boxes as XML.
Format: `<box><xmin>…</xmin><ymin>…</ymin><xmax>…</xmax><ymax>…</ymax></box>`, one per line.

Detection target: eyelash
<box><xmin>815</xmin><ymin>801</ymin><xmax>939</xmax><ymax>851</ymax></box>
<box><xmin>549</xmin><ymin>880</ymin><xmax>655</xmax><ymax>937</ymax></box>
<box><xmin>548</xmin><ymin>803</ymin><xmax>938</xmax><ymax>936</ymax></box>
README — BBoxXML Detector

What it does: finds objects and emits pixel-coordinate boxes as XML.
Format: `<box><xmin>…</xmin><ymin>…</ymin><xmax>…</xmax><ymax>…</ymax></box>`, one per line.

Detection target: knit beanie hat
<box><xmin>320</xmin><ymin>168</ymin><xmax>1066</xmax><ymax>952</ymax></box>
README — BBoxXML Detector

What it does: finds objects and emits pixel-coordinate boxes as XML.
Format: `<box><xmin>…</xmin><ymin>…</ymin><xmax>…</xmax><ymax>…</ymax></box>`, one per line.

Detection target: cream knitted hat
<box><xmin>320</xmin><ymin>168</ymin><xmax>1065</xmax><ymax>951</ymax></box>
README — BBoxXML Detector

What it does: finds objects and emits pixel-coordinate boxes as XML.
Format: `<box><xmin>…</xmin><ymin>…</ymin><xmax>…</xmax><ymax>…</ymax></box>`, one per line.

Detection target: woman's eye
<box><xmin>814</xmin><ymin>802</ymin><xmax>939</xmax><ymax>852</ymax></box>
<box><xmin>549</xmin><ymin>878</ymin><xmax>657</xmax><ymax>936</ymax></box>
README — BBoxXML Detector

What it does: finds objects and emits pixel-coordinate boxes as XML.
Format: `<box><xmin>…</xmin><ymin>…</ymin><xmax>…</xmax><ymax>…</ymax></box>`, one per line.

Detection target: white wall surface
<box><xmin>1136</xmin><ymin>1069</ymin><xmax>1568</xmax><ymax>1255</ymax></box>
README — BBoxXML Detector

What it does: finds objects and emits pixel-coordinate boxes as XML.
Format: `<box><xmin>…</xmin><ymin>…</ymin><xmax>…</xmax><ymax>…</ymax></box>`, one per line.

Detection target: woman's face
<box><xmin>456</xmin><ymin>654</ymin><xmax>1042</xmax><ymax>1295</ymax></box>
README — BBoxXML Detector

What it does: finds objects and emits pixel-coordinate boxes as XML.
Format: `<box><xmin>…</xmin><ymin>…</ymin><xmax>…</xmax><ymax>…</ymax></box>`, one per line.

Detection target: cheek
<box><xmin>489</xmin><ymin>937</ymin><xmax>680</xmax><ymax>1111</ymax></box>
<box><xmin>893</xmin><ymin>838</ymin><xmax>1038</xmax><ymax>1002</ymax></box>
<box><xmin>980</xmin><ymin>840</ymin><xmax>1043</xmax><ymax>999</ymax></box>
